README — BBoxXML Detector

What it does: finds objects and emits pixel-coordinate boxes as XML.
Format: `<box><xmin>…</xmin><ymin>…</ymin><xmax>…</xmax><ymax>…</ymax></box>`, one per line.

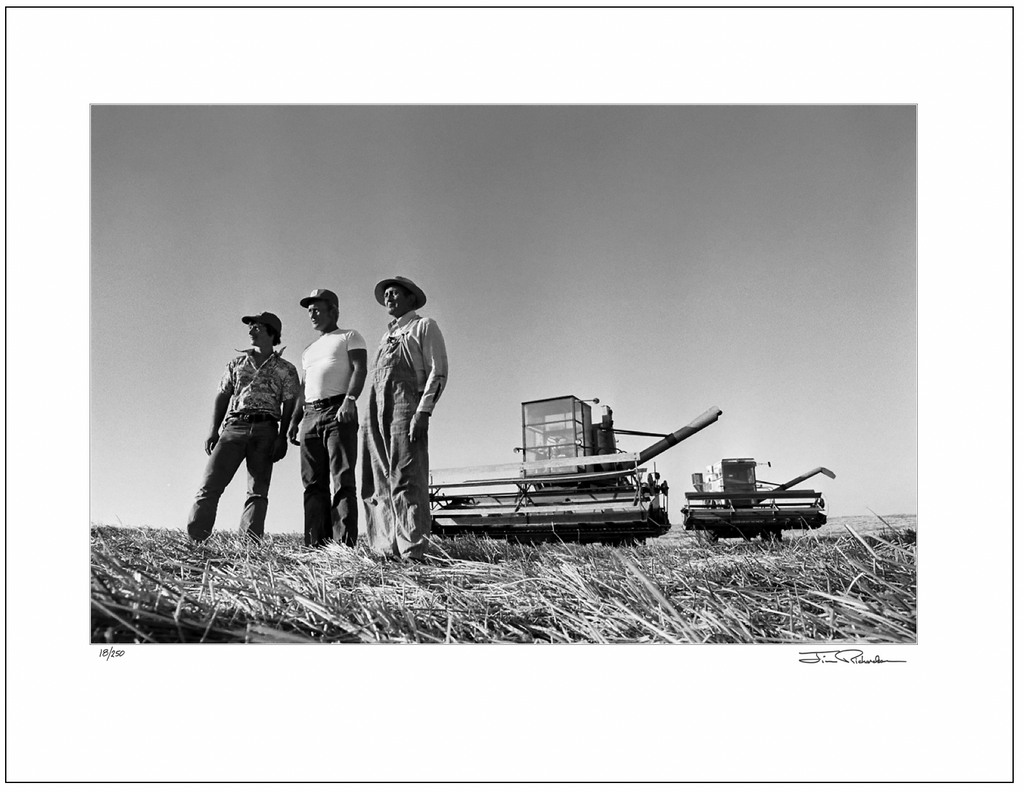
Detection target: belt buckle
<box><xmin>311</xmin><ymin>395</ymin><xmax>342</xmax><ymax>410</ymax></box>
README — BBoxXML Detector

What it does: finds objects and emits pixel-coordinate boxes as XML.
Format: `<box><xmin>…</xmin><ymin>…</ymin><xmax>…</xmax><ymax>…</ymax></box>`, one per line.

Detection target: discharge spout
<box><xmin>747</xmin><ymin>466</ymin><xmax>835</xmax><ymax>505</ymax></box>
<box><xmin>637</xmin><ymin>406</ymin><xmax>723</xmax><ymax>464</ymax></box>
<box><xmin>776</xmin><ymin>466</ymin><xmax>836</xmax><ymax>491</ymax></box>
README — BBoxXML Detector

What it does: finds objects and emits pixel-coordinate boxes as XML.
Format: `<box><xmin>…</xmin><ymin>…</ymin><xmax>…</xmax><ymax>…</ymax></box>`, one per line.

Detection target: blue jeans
<box><xmin>299</xmin><ymin>406</ymin><xmax>358</xmax><ymax>547</ymax></box>
<box><xmin>187</xmin><ymin>419</ymin><xmax>278</xmax><ymax>541</ymax></box>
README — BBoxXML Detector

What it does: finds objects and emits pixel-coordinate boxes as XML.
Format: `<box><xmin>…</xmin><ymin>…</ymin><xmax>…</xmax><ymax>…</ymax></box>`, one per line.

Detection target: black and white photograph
<box><xmin>6</xmin><ymin>5</ymin><xmax>1012</xmax><ymax>784</ymax></box>
<box><xmin>88</xmin><ymin>102</ymin><xmax>917</xmax><ymax>645</ymax></box>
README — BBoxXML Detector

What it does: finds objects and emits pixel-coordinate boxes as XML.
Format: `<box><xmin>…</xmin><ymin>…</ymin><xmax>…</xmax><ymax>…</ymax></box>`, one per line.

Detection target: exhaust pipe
<box><xmin>637</xmin><ymin>406</ymin><xmax>723</xmax><ymax>464</ymax></box>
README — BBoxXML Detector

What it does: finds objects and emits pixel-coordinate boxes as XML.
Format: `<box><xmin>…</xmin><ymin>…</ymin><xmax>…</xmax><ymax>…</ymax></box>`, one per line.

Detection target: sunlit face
<box><xmin>383</xmin><ymin>285</ymin><xmax>417</xmax><ymax>318</ymax></box>
<box><xmin>247</xmin><ymin>321</ymin><xmax>274</xmax><ymax>348</ymax></box>
<box><xmin>307</xmin><ymin>300</ymin><xmax>337</xmax><ymax>332</ymax></box>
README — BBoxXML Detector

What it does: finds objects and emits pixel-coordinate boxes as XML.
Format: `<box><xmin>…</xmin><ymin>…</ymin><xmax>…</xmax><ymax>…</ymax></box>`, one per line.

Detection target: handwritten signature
<box><xmin>98</xmin><ymin>648</ymin><xmax>125</xmax><ymax>661</ymax></box>
<box><xmin>798</xmin><ymin>649</ymin><xmax>906</xmax><ymax>664</ymax></box>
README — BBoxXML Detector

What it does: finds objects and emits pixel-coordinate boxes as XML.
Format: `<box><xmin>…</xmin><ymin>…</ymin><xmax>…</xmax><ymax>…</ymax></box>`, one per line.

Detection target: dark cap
<box><xmin>299</xmin><ymin>288</ymin><xmax>339</xmax><ymax>309</ymax></box>
<box><xmin>241</xmin><ymin>312</ymin><xmax>283</xmax><ymax>343</ymax></box>
<box><xmin>374</xmin><ymin>276</ymin><xmax>427</xmax><ymax>310</ymax></box>
<box><xmin>240</xmin><ymin>311</ymin><xmax>282</xmax><ymax>344</ymax></box>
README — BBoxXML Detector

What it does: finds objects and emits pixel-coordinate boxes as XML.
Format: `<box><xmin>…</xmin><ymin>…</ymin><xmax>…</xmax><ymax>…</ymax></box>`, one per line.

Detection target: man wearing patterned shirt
<box><xmin>186</xmin><ymin>311</ymin><xmax>300</xmax><ymax>542</ymax></box>
<box><xmin>361</xmin><ymin>276</ymin><xmax>448</xmax><ymax>562</ymax></box>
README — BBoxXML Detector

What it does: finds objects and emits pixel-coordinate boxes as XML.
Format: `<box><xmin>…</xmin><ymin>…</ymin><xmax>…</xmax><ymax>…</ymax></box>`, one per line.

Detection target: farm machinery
<box><xmin>682</xmin><ymin>459</ymin><xmax>836</xmax><ymax>543</ymax></box>
<box><xmin>429</xmin><ymin>395</ymin><xmax>722</xmax><ymax>544</ymax></box>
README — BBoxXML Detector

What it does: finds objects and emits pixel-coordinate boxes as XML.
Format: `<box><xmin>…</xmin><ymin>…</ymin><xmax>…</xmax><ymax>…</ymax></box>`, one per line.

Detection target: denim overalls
<box><xmin>360</xmin><ymin>331</ymin><xmax>431</xmax><ymax>560</ymax></box>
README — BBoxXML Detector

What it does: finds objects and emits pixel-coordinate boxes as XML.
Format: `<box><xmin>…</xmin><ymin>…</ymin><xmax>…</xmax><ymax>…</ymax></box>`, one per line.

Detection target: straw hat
<box><xmin>374</xmin><ymin>276</ymin><xmax>427</xmax><ymax>310</ymax></box>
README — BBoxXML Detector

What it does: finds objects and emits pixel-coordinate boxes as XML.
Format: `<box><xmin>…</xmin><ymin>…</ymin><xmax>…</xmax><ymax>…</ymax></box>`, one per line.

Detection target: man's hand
<box><xmin>273</xmin><ymin>435</ymin><xmax>288</xmax><ymax>462</ymax></box>
<box><xmin>410</xmin><ymin>411</ymin><xmax>429</xmax><ymax>443</ymax></box>
<box><xmin>204</xmin><ymin>431</ymin><xmax>220</xmax><ymax>455</ymax></box>
<box><xmin>287</xmin><ymin>422</ymin><xmax>301</xmax><ymax>446</ymax></box>
<box><xmin>336</xmin><ymin>398</ymin><xmax>358</xmax><ymax>424</ymax></box>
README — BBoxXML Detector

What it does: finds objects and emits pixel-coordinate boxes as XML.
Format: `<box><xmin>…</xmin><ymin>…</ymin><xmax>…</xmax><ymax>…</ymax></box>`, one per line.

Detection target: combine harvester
<box><xmin>428</xmin><ymin>395</ymin><xmax>722</xmax><ymax>544</ymax></box>
<box><xmin>682</xmin><ymin>459</ymin><xmax>836</xmax><ymax>543</ymax></box>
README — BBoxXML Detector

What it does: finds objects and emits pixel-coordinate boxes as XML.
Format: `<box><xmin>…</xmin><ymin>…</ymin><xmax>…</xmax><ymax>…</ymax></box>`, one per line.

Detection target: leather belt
<box><xmin>307</xmin><ymin>394</ymin><xmax>347</xmax><ymax>411</ymax></box>
<box><xmin>232</xmin><ymin>413</ymin><xmax>278</xmax><ymax>424</ymax></box>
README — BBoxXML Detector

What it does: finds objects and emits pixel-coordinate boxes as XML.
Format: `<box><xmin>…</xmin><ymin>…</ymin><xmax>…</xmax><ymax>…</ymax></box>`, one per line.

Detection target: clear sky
<box><xmin>91</xmin><ymin>105</ymin><xmax>916</xmax><ymax>532</ymax></box>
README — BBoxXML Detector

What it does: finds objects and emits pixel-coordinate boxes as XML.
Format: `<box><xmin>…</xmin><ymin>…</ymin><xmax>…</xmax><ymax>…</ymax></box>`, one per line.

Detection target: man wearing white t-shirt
<box><xmin>288</xmin><ymin>288</ymin><xmax>367</xmax><ymax>547</ymax></box>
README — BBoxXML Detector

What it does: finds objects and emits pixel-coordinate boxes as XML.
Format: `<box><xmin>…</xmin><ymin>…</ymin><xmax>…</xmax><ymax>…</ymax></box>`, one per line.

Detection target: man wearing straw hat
<box><xmin>288</xmin><ymin>288</ymin><xmax>367</xmax><ymax>548</ymax></box>
<box><xmin>186</xmin><ymin>311</ymin><xmax>299</xmax><ymax>542</ymax></box>
<box><xmin>361</xmin><ymin>276</ymin><xmax>448</xmax><ymax>562</ymax></box>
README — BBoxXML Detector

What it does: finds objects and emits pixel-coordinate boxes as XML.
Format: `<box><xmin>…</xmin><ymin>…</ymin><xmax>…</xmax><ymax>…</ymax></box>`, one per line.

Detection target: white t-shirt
<box><xmin>301</xmin><ymin>329</ymin><xmax>367</xmax><ymax>401</ymax></box>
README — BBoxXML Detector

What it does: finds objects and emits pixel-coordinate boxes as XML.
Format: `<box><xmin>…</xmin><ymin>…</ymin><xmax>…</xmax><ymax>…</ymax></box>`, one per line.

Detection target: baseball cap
<box><xmin>299</xmin><ymin>289</ymin><xmax>339</xmax><ymax>309</ymax></box>
<box><xmin>241</xmin><ymin>311</ymin><xmax>282</xmax><ymax>337</ymax></box>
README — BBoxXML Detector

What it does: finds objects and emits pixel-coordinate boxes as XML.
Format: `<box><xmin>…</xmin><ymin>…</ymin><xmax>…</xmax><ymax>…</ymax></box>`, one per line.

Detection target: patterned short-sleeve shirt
<box><xmin>219</xmin><ymin>349</ymin><xmax>300</xmax><ymax>420</ymax></box>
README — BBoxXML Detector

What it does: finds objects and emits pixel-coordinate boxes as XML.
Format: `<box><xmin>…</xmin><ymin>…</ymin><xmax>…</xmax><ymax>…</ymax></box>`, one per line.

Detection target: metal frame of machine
<box><xmin>681</xmin><ymin>459</ymin><xmax>836</xmax><ymax>543</ymax></box>
<box><xmin>429</xmin><ymin>397</ymin><xmax>722</xmax><ymax>544</ymax></box>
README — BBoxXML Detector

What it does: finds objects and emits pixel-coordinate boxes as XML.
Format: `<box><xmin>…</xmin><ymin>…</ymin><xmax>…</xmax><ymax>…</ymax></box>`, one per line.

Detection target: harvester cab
<box><xmin>521</xmin><ymin>396</ymin><xmax>599</xmax><ymax>469</ymax></box>
<box><xmin>683</xmin><ymin>459</ymin><xmax>836</xmax><ymax>543</ymax></box>
<box><xmin>520</xmin><ymin>397</ymin><xmax>639</xmax><ymax>478</ymax></box>
<box><xmin>429</xmin><ymin>396</ymin><xmax>722</xmax><ymax>544</ymax></box>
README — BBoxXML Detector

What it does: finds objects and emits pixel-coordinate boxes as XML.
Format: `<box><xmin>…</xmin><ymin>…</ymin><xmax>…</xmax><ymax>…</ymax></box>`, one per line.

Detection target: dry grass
<box><xmin>91</xmin><ymin>518</ymin><xmax>916</xmax><ymax>644</ymax></box>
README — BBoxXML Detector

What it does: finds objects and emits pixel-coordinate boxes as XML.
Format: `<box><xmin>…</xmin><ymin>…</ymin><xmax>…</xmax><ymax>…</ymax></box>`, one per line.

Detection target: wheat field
<box><xmin>91</xmin><ymin>515</ymin><xmax>916</xmax><ymax>644</ymax></box>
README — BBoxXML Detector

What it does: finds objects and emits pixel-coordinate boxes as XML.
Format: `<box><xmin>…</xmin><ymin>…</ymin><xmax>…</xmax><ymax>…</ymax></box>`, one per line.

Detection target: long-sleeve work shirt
<box><xmin>382</xmin><ymin>311</ymin><xmax>448</xmax><ymax>414</ymax></box>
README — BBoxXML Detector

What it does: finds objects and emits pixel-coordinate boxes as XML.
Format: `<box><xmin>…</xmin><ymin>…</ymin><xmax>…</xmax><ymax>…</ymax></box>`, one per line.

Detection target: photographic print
<box><xmin>6</xmin><ymin>6</ymin><xmax>1011</xmax><ymax>784</ymax></box>
<box><xmin>89</xmin><ymin>104</ymin><xmax>917</xmax><ymax>645</ymax></box>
